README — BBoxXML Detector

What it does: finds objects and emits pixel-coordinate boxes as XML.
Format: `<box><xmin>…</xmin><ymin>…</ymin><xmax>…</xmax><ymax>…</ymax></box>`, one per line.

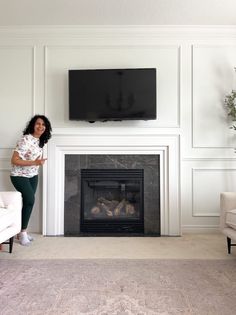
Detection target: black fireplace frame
<box><xmin>80</xmin><ymin>169</ymin><xmax>144</xmax><ymax>235</ymax></box>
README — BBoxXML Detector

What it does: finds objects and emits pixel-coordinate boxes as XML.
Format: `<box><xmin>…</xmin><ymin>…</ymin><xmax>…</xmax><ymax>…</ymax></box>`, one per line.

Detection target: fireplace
<box><xmin>44</xmin><ymin>133</ymin><xmax>180</xmax><ymax>236</ymax></box>
<box><xmin>64</xmin><ymin>154</ymin><xmax>160</xmax><ymax>236</ymax></box>
<box><xmin>80</xmin><ymin>169</ymin><xmax>144</xmax><ymax>234</ymax></box>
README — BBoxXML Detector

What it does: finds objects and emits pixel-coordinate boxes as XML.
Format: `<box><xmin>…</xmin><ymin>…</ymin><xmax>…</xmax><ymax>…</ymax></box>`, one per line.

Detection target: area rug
<box><xmin>0</xmin><ymin>259</ymin><xmax>236</xmax><ymax>315</ymax></box>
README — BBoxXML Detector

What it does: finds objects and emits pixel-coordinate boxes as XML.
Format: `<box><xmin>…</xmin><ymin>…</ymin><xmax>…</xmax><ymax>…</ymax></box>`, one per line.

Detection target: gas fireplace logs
<box><xmin>90</xmin><ymin>197</ymin><xmax>137</xmax><ymax>217</ymax></box>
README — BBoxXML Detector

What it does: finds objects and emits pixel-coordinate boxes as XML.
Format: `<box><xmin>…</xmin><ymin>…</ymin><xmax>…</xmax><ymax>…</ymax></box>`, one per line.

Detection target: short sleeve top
<box><xmin>10</xmin><ymin>134</ymin><xmax>43</xmax><ymax>178</ymax></box>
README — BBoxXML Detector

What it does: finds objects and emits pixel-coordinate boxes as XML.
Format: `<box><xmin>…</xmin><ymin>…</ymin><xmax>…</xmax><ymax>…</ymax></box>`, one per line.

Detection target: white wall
<box><xmin>0</xmin><ymin>26</ymin><xmax>236</xmax><ymax>233</ymax></box>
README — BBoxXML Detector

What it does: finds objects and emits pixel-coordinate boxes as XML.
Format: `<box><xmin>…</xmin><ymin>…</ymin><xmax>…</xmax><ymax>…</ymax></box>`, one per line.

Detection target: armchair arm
<box><xmin>220</xmin><ymin>192</ymin><xmax>236</xmax><ymax>230</ymax></box>
<box><xmin>0</xmin><ymin>191</ymin><xmax>22</xmax><ymax>210</ymax></box>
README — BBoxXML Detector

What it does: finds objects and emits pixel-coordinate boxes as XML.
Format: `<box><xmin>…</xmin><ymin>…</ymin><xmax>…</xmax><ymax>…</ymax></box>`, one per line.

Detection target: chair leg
<box><xmin>9</xmin><ymin>236</ymin><xmax>14</xmax><ymax>253</ymax></box>
<box><xmin>227</xmin><ymin>237</ymin><xmax>231</xmax><ymax>254</ymax></box>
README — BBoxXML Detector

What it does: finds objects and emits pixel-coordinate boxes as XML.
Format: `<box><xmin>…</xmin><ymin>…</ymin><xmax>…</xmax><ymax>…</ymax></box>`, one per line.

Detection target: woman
<box><xmin>10</xmin><ymin>115</ymin><xmax>52</xmax><ymax>246</ymax></box>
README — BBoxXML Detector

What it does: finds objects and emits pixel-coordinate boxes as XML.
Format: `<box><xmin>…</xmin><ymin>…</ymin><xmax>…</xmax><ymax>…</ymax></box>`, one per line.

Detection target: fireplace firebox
<box><xmin>64</xmin><ymin>154</ymin><xmax>160</xmax><ymax>236</ymax></box>
<box><xmin>80</xmin><ymin>169</ymin><xmax>144</xmax><ymax>234</ymax></box>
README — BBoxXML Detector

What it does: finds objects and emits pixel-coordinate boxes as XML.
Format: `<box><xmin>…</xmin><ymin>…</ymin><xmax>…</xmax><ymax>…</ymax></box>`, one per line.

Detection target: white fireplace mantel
<box><xmin>43</xmin><ymin>129</ymin><xmax>180</xmax><ymax>236</ymax></box>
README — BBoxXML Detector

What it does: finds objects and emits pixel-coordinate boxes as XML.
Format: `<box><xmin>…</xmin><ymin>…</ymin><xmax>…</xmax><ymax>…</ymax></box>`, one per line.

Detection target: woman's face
<box><xmin>33</xmin><ymin>118</ymin><xmax>46</xmax><ymax>138</ymax></box>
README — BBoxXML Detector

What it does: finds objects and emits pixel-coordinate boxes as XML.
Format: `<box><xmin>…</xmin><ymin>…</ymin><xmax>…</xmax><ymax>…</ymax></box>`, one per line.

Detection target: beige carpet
<box><xmin>1</xmin><ymin>259</ymin><xmax>236</xmax><ymax>315</ymax></box>
<box><xmin>1</xmin><ymin>234</ymin><xmax>233</xmax><ymax>260</ymax></box>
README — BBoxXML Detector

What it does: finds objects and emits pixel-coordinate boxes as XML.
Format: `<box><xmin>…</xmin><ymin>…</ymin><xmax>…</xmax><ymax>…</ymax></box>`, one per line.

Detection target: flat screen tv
<box><xmin>69</xmin><ymin>68</ymin><xmax>156</xmax><ymax>122</ymax></box>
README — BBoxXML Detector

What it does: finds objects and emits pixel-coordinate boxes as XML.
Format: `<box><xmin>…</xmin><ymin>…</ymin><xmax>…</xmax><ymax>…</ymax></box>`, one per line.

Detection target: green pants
<box><xmin>10</xmin><ymin>175</ymin><xmax>38</xmax><ymax>230</ymax></box>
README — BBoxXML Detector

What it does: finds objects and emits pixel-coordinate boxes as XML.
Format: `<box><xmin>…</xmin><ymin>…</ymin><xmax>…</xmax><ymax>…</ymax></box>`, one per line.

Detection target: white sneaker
<box><xmin>19</xmin><ymin>232</ymin><xmax>31</xmax><ymax>246</ymax></box>
<box><xmin>27</xmin><ymin>234</ymin><xmax>34</xmax><ymax>242</ymax></box>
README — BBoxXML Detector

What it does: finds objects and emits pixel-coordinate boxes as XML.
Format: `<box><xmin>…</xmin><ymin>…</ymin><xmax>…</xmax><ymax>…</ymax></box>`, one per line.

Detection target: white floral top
<box><xmin>11</xmin><ymin>134</ymin><xmax>43</xmax><ymax>178</ymax></box>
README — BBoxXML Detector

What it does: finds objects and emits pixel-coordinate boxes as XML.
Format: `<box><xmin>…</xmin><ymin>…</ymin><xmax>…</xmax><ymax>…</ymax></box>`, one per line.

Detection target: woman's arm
<box><xmin>11</xmin><ymin>151</ymin><xmax>47</xmax><ymax>166</ymax></box>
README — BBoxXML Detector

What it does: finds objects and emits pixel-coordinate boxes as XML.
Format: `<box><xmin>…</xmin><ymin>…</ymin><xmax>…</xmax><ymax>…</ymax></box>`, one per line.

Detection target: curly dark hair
<box><xmin>23</xmin><ymin>115</ymin><xmax>52</xmax><ymax>148</ymax></box>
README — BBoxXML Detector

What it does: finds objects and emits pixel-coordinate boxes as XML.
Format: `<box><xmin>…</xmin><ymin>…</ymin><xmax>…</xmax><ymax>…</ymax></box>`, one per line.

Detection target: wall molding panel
<box><xmin>44</xmin><ymin>44</ymin><xmax>180</xmax><ymax>128</ymax></box>
<box><xmin>192</xmin><ymin>168</ymin><xmax>236</xmax><ymax>217</ymax></box>
<box><xmin>0</xmin><ymin>157</ymin><xmax>11</xmax><ymax>171</ymax></box>
<box><xmin>0</xmin><ymin>45</ymin><xmax>35</xmax><ymax>149</ymax></box>
<box><xmin>191</xmin><ymin>44</ymin><xmax>236</xmax><ymax>149</ymax></box>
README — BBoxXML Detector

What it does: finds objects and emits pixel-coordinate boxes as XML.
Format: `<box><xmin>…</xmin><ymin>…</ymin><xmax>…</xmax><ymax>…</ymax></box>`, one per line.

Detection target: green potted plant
<box><xmin>225</xmin><ymin>67</ymin><xmax>236</xmax><ymax>129</ymax></box>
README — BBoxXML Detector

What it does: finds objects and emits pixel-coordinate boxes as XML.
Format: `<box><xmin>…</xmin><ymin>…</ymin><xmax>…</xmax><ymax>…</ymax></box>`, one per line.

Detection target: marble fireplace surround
<box><xmin>43</xmin><ymin>129</ymin><xmax>180</xmax><ymax>236</ymax></box>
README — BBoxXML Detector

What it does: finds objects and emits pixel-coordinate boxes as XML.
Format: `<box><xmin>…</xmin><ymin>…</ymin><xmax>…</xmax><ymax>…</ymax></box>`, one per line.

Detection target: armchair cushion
<box><xmin>226</xmin><ymin>209</ymin><xmax>236</xmax><ymax>230</ymax></box>
<box><xmin>0</xmin><ymin>208</ymin><xmax>18</xmax><ymax>233</ymax></box>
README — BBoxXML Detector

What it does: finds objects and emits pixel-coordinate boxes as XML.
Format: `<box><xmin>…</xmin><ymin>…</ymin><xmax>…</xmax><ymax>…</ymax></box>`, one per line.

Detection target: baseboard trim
<box><xmin>181</xmin><ymin>225</ymin><xmax>220</xmax><ymax>234</ymax></box>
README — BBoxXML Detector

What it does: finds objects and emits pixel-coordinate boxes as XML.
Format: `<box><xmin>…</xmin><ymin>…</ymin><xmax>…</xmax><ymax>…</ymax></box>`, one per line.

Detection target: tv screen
<box><xmin>69</xmin><ymin>68</ymin><xmax>156</xmax><ymax>122</ymax></box>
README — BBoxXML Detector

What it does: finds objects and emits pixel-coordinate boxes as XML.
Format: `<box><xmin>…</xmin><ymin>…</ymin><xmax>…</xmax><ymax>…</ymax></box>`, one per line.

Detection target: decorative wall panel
<box><xmin>192</xmin><ymin>45</ymin><xmax>236</xmax><ymax>148</ymax></box>
<box><xmin>0</xmin><ymin>46</ymin><xmax>34</xmax><ymax>148</ymax></box>
<box><xmin>192</xmin><ymin>168</ymin><xmax>236</xmax><ymax>216</ymax></box>
<box><xmin>45</xmin><ymin>45</ymin><xmax>180</xmax><ymax>128</ymax></box>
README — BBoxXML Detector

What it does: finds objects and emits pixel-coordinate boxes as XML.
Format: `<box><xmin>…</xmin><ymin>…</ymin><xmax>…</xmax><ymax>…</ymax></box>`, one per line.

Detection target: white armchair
<box><xmin>220</xmin><ymin>192</ymin><xmax>236</xmax><ymax>254</ymax></box>
<box><xmin>0</xmin><ymin>191</ymin><xmax>22</xmax><ymax>253</ymax></box>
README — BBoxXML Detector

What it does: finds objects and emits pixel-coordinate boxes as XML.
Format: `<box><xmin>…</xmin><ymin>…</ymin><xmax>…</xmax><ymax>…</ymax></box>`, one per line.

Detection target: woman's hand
<box><xmin>34</xmin><ymin>157</ymin><xmax>47</xmax><ymax>165</ymax></box>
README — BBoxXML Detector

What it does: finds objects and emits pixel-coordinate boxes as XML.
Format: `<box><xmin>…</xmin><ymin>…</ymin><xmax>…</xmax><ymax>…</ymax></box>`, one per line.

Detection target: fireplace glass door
<box><xmin>81</xmin><ymin>169</ymin><xmax>144</xmax><ymax>234</ymax></box>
